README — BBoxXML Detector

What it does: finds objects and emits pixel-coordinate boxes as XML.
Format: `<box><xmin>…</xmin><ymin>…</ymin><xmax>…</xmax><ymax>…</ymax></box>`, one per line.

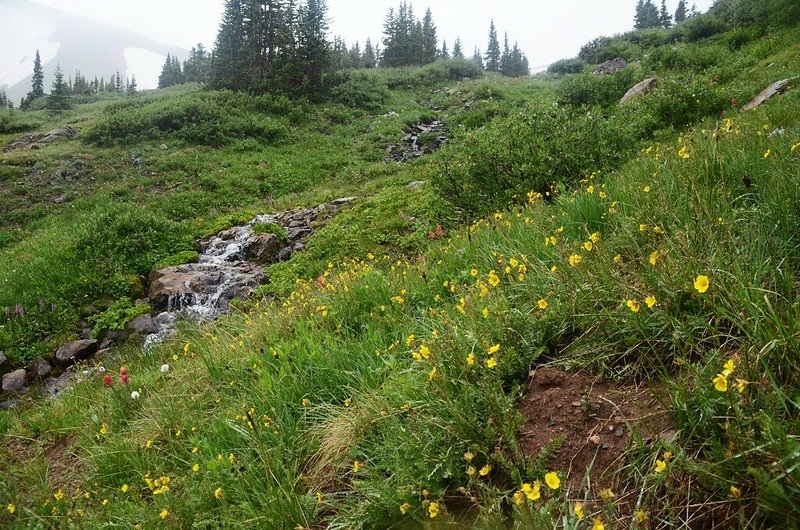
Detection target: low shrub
<box><xmin>252</xmin><ymin>221</ymin><xmax>288</xmax><ymax>244</ymax></box>
<box><xmin>0</xmin><ymin>111</ymin><xmax>41</xmax><ymax>134</ymax></box>
<box><xmin>644</xmin><ymin>43</ymin><xmax>731</xmax><ymax>71</ymax></box>
<box><xmin>153</xmin><ymin>251</ymin><xmax>200</xmax><ymax>271</ymax></box>
<box><xmin>633</xmin><ymin>76</ymin><xmax>730</xmax><ymax>130</ymax></box>
<box><xmin>547</xmin><ymin>58</ymin><xmax>586</xmax><ymax>75</ymax></box>
<box><xmin>90</xmin><ymin>297</ymin><xmax>151</xmax><ymax>338</ymax></box>
<box><xmin>330</xmin><ymin>73</ymin><xmax>390</xmax><ymax>111</ymax></box>
<box><xmin>557</xmin><ymin>68</ymin><xmax>638</xmax><ymax>107</ymax></box>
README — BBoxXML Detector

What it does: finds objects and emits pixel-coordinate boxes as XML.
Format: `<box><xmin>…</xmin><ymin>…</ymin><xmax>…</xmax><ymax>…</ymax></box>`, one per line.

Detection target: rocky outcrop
<box><xmin>385</xmin><ymin>121</ymin><xmax>447</xmax><ymax>162</ymax></box>
<box><xmin>3</xmin><ymin>126</ymin><xmax>78</xmax><ymax>152</ymax></box>
<box><xmin>2</xmin><ymin>369</ymin><xmax>27</xmax><ymax>393</ymax></box>
<box><xmin>148</xmin><ymin>263</ymin><xmax>268</xmax><ymax>311</ymax></box>
<box><xmin>593</xmin><ymin>58</ymin><xmax>628</xmax><ymax>76</ymax></box>
<box><xmin>742</xmin><ymin>79</ymin><xmax>793</xmax><ymax>111</ymax></box>
<box><xmin>55</xmin><ymin>339</ymin><xmax>99</xmax><ymax>368</ymax></box>
<box><xmin>620</xmin><ymin>77</ymin><xmax>658</xmax><ymax>104</ymax></box>
<box><xmin>244</xmin><ymin>233</ymin><xmax>284</xmax><ymax>264</ymax></box>
<box><xmin>126</xmin><ymin>314</ymin><xmax>157</xmax><ymax>335</ymax></box>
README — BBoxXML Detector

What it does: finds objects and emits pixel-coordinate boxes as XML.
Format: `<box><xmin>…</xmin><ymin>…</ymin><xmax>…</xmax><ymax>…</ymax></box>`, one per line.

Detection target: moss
<box><xmin>153</xmin><ymin>251</ymin><xmax>200</xmax><ymax>271</ymax></box>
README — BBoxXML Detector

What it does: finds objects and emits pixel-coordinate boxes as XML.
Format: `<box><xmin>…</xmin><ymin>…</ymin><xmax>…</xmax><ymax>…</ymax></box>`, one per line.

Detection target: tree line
<box><xmin>635</xmin><ymin>0</ymin><xmax>697</xmax><ymax>29</ymax></box>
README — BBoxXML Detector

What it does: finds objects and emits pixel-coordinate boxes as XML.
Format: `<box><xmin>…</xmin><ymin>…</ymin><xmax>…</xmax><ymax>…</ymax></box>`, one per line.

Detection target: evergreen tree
<box><xmin>210</xmin><ymin>0</ymin><xmax>248</xmax><ymax>90</ymax></box>
<box><xmin>184</xmin><ymin>43</ymin><xmax>211</xmax><ymax>84</ymax></box>
<box><xmin>0</xmin><ymin>89</ymin><xmax>10</xmax><ymax>109</ymax></box>
<box><xmin>440</xmin><ymin>40</ymin><xmax>449</xmax><ymax>60</ymax></box>
<box><xmin>471</xmin><ymin>47</ymin><xmax>484</xmax><ymax>69</ymax></box>
<box><xmin>659</xmin><ymin>0</ymin><xmax>673</xmax><ymax>27</ymax></box>
<box><xmin>296</xmin><ymin>0</ymin><xmax>330</xmax><ymax>99</ymax></box>
<box><xmin>500</xmin><ymin>32</ymin><xmax>511</xmax><ymax>75</ymax></box>
<box><xmin>127</xmin><ymin>75</ymin><xmax>138</xmax><ymax>96</ymax></box>
<box><xmin>348</xmin><ymin>41</ymin><xmax>362</xmax><ymax>68</ymax></box>
<box><xmin>31</xmin><ymin>50</ymin><xmax>45</xmax><ymax>98</ymax></box>
<box><xmin>452</xmin><ymin>37</ymin><xmax>464</xmax><ymax>59</ymax></box>
<box><xmin>363</xmin><ymin>38</ymin><xmax>377</xmax><ymax>68</ymax></box>
<box><xmin>114</xmin><ymin>71</ymin><xmax>124</xmax><ymax>92</ymax></box>
<box><xmin>485</xmin><ymin>20</ymin><xmax>501</xmax><ymax>72</ymax></box>
<box><xmin>46</xmin><ymin>65</ymin><xmax>71</xmax><ymax>112</ymax></box>
<box><xmin>421</xmin><ymin>8</ymin><xmax>438</xmax><ymax>64</ymax></box>
<box><xmin>674</xmin><ymin>0</ymin><xmax>688</xmax><ymax>23</ymax></box>
<box><xmin>635</xmin><ymin>0</ymin><xmax>661</xmax><ymax>29</ymax></box>
<box><xmin>158</xmin><ymin>54</ymin><xmax>184</xmax><ymax>88</ymax></box>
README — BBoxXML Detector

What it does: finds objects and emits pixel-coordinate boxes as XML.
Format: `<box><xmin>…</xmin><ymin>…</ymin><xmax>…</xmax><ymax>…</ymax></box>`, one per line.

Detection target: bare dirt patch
<box><xmin>6</xmin><ymin>434</ymin><xmax>83</xmax><ymax>491</ymax></box>
<box><xmin>519</xmin><ymin>366</ymin><xmax>673</xmax><ymax>491</ymax></box>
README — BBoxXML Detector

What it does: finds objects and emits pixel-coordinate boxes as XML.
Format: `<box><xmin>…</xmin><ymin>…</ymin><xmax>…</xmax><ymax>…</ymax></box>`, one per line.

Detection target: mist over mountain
<box><xmin>0</xmin><ymin>0</ymin><xmax>185</xmax><ymax>102</ymax></box>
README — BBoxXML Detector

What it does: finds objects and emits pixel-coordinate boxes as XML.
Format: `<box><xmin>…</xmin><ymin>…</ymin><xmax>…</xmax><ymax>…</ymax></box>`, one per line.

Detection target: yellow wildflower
<box><xmin>613</xmin><ymin>255</ymin><xmax>623</xmax><ymax>265</ymax></box>
<box><xmin>764</xmin><ymin>149</ymin><xmax>772</xmax><ymax>159</ymax></box>
<box><xmin>344</xmin><ymin>398</ymin><xmax>352</xmax><ymax>407</ymax></box>
<box><xmin>159</xmin><ymin>508</ymin><xmax>169</xmax><ymax>520</ymax></box>
<box><xmin>722</xmin><ymin>359</ymin><xmax>735</xmax><ymax>376</ymax></box>
<box><xmin>569</xmin><ymin>254</ymin><xmax>582</xmax><ymax>267</ymax></box>
<box><xmin>521</xmin><ymin>482</ymin><xmax>541</xmax><ymax>501</ymax></box>
<box><xmin>599</xmin><ymin>191</ymin><xmax>608</xmax><ymax>199</ymax></box>
<box><xmin>145</xmin><ymin>439</ymin><xmax>153</xmax><ymax>449</ymax></box>
<box><xmin>353</xmin><ymin>460</ymin><xmax>361</xmax><ymax>473</ymax></box>
<box><xmin>649</xmin><ymin>251</ymin><xmax>660</xmax><ymax>266</ymax></box>
<box><xmin>428</xmin><ymin>366</ymin><xmax>438</xmax><ymax>381</ymax></box>
<box><xmin>643</xmin><ymin>185</ymin><xmax>651</xmax><ymax>193</ymax></box>
<box><xmin>736</xmin><ymin>378</ymin><xmax>747</xmax><ymax>393</ymax></box>
<box><xmin>714</xmin><ymin>373</ymin><xmax>728</xmax><ymax>392</ymax></box>
<box><xmin>428</xmin><ymin>501</ymin><xmax>440</xmax><ymax>518</ymax></box>
<box><xmin>466</xmin><ymin>353</ymin><xmax>476</xmax><ymax>366</ymax></box>
<box><xmin>400</xmin><ymin>502</ymin><xmax>412</xmax><ymax>514</ymax></box>
<box><xmin>730</xmin><ymin>485</ymin><xmax>742</xmax><ymax>498</ymax></box>
<box><xmin>575</xmin><ymin>502</ymin><xmax>585</xmax><ymax>520</ymax></box>
<box><xmin>121</xmin><ymin>484</ymin><xmax>129</xmax><ymax>493</ymax></box>
<box><xmin>302</xmin><ymin>398</ymin><xmax>311</xmax><ymax>407</ymax></box>
<box><xmin>678</xmin><ymin>145</ymin><xmax>690</xmax><ymax>159</ymax></box>
<box><xmin>514</xmin><ymin>491</ymin><xmax>526</xmax><ymax>505</ymax></box>
<box><xmin>99</xmin><ymin>423</ymin><xmax>108</xmax><ymax>436</ymax></box>
<box><xmin>792</xmin><ymin>141</ymin><xmax>800</xmax><ymax>152</ymax></box>
<box><xmin>482</xmin><ymin>307</ymin><xmax>489</xmax><ymax>318</ymax></box>
<box><xmin>53</xmin><ymin>489</ymin><xmax>64</xmax><ymax>502</ymax></box>
<box><xmin>486</xmin><ymin>357</ymin><xmax>498</xmax><ymax>369</ymax></box>
<box><xmin>645</xmin><ymin>295</ymin><xmax>657</xmax><ymax>309</ymax></box>
<box><xmin>635</xmin><ymin>510</ymin><xmax>649</xmax><ymax>523</ymax></box>
<box><xmin>470</xmin><ymin>268</ymin><xmax>479</xmax><ymax>277</ymax></box>
<box><xmin>592</xmin><ymin>517</ymin><xmax>605</xmax><ymax>530</ymax></box>
<box><xmin>655</xmin><ymin>459</ymin><xmax>667</xmax><ymax>473</ymax></box>
<box><xmin>464</xmin><ymin>451</ymin><xmax>474</xmax><ymax>462</ymax></box>
<box><xmin>479</xmin><ymin>465</ymin><xmax>491</xmax><ymax>476</ymax></box>
<box><xmin>545</xmin><ymin>236</ymin><xmax>557</xmax><ymax>246</ymax></box>
<box><xmin>583</xmin><ymin>241</ymin><xmax>593</xmax><ymax>252</ymax></box>
<box><xmin>214</xmin><ymin>488</ymin><xmax>224</xmax><ymax>500</ymax></box>
<box><xmin>406</xmin><ymin>334</ymin><xmax>416</xmax><ymax>347</ymax></box>
<box><xmin>488</xmin><ymin>271</ymin><xmax>500</xmax><ymax>287</ymax></box>
<box><xmin>627</xmin><ymin>300</ymin><xmax>641</xmax><ymax>313</ymax></box>
<box><xmin>639</xmin><ymin>224</ymin><xmax>649</xmax><ymax>232</ymax></box>
<box><xmin>694</xmin><ymin>275</ymin><xmax>710</xmax><ymax>293</ymax></box>
<box><xmin>600</xmin><ymin>488</ymin><xmax>615</xmax><ymax>501</ymax></box>
<box><xmin>487</xmin><ymin>344</ymin><xmax>500</xmax><ymax>354</ymax></box>
<box><xmin>538</xmin><ymin>299</ymin><xmax>548</xmax><ymax>310</ymax></box>
<box><xmin>466</xmin><ymin>465</ymin><xmax>476</xmax><ymax>476</ymax></box>
<box><xmin>192</xmin><ymin>463</ymin><xmax>200</xmax><ymax>473</ymax></box>
<box><xmin>587</xmin><ymin>185</ymin><xmax>595</xmax><ymax>194</ymax></box>
<box><xmin>7</xmin><ymin>503</ymin><xmax>16</xmax><ymax>514</ymax></box>
<box><xmin>545</xmin><ymin>472</ymin><xmax>560</xmax><ymax>490</ymax></box>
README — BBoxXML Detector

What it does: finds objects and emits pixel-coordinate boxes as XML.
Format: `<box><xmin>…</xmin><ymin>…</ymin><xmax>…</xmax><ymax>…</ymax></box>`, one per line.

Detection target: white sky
<box><xmin>2</xmin><ymin>0</ymin><xmax>716</xmax><ymax>90</ymax></box>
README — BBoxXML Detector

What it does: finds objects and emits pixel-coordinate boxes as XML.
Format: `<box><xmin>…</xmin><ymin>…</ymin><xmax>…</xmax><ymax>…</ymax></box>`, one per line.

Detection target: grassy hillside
<box><xmin>1</xmin><ymin>6</ymin><xmax>800</xmax><ymax>529</ymax></box>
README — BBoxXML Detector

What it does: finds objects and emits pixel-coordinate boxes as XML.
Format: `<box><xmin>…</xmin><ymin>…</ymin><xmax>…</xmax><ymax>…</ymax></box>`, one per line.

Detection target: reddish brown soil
<box><xmin>519</xmin><ymin>366</ymin><xmax>673</xmax><ymax>491</ymax></box>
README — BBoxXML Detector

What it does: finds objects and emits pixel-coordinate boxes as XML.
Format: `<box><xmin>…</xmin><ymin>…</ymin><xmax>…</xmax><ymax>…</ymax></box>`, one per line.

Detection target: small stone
<box><xmin>32</xmin><ymin>358</ymin><xmax>52</xmax><ymax>379</ymax></box>
<box><xmin>660</xmin><ymin>430</ymin><xmax>677</xmax><ymax>442</ymax></box>
<box><xmin>571</xmin><ymin>401</ymin><xmax>582</xmax><ymax>407</ymax></box>
<box><xmin>126</xmin><ymin>314</ymin><xmax>156</xmax><ymax>335</ymax></box>
<box><xmin>54</xmin><ymin>339</ymin><xmax>99</xmax><ymax>368</ymax></box>
<box><xmin>2</xmin><ymin>369</ymin><xmax>27</xmax><ymax>393</ymax></box>
<box><xmin>614</xmin><ymin>427</ymin><xmax>625</xmax><ymax>437</ymax></box>
<box><xmin>0</xmin><ymin>351</ymin><xmax>6</xmax><ymax>368</ymax></box>
<box><xmin>589</xmin><ymin>434</ymin><xmax>601</xmax><ymax>445</ymax></box>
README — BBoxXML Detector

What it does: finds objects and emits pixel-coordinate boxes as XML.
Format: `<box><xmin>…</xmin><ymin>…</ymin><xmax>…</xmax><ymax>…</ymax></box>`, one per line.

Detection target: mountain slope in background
<box><xmin>0</xmin><ymin>0</ymin><xmax>185</xmax><ymax>102</ymax></box>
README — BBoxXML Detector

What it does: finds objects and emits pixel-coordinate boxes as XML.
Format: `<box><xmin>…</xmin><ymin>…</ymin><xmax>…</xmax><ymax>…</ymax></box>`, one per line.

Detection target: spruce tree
<box><xmin>635</xmin><ymin>0</ymin><xmax>661</xmax><ymax>29</ymax></box>
<box><xmin>485</xmin><ymin>20</ymin><xmax>501</xmax><ymax>72</ymax></box>
<box><xmin>210</xmin><ymin>0</ymin><xmax>248</xmax><ymax>90</ymax></box>
<box><xmin>659</xmin><ymin>0</ymin><xmax>673</xmax><ymax>27</ymax></box>
<box><xmin>363</xmin><ymin>38</ymin><xmax>377</xmax><ymax>68</ymax></box>
<box><xmin>674</xmin><ymin>0</ymin><xmax>688</xmax><ymax>23</ymax></box>
<box><xmin>471</xmin><ymin>47</ymin><xmax>484</xmax><ymax>69</ymax></box>
<box><xmin>46</xmin><ymin>65</ymin><xmax>71</xmax><ymax>112</ymax></box>
<box><xmin>452</xmin><ymin>37</ymin><xmax>464</xmax><ymax>59</ymax></box>
<box><xmin>127</xmin><ymin>75</ymin><xmax>138</xmax><ymax>96</ymax></box>
<box><xmin>31</xmin><ymin>50</ymin><xmax>45</xmax><ymax>98</ymax></box>
<box><xmin>421</xmin><ymin>8</ymin><xmax>438</xmax><ymax>64</ymax></box>
<box><xmin>500</xmin><ymin>32</ymin><xmax>511</xmax><ymax>75</ymax></box>
<box><xmin>296</xmin><ymin>0</ymin><xmax>330</xmax><ymax>99</ymax></box>
<box><xmin>440</xmin><ymin>40</ymin><xmax>449</xmax><ymax>59</ymax></box>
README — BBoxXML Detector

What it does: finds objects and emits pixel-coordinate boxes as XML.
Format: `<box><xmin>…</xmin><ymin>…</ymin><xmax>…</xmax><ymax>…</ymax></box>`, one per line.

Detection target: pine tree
<box><xmin>500</xmin><ymin>32</ymin><xmax>511</xmax><ymax>75</ymax></box>
<box><xmin>210</xmin><ymin>0</ymin><xmax>248</xmax><ymax>90</ymax></box>
<box><xmin>31</xmin><ymin>50</ymin><xmax>45</xmax><ymax>98</ymax></box>
<box><xmin>635</xmin><ymin>0</ymin><xmax>661</xmax><ymax>29</ymax></box>
<box><xmin>46</xmin><ymin>65</ymin><xmax>71</xmax><ymax>112</ymax></box>
<box><xmin>674</xmin><ymin>0</ymin><xmax>688</xmax><ymax>23</ymax></box>
<box><xmin>127</xmin><ymin>75</ymin><xmax>138</xmax><ymax>96</ymax></box>
<box><xmin>471</xmin><ymin>47</ymin><xmax>484</xmax><ymax>69</ymax></box>
<box><xmin>363</xmin><ymin>38</ymin><xmax>377</xmax><ymax>68</ymax></box>
<box><xmin>485</xmin><ymin>20</ymin><xmax>501</xmax><ymax>72</ymax></box>
<box><xmin>440</xmin><ymin>40</ymin><xmax>449</xmax><ymax>59</ymax></box>
<box><xmin>184</xmin><ymin>44</ymin><xmax>211</xmax><ymax>84</ymax></box>
<box><xmin>296</xmin><ymin>0</ymin><xmax>330</xmax><ymax>99</ymax></box>
<box><xmin>452</xmin><ymin>37</ymin><xmax>464</xmax><ymax>59</ymax></box>
<box><xmin>421</xmin><ymin>8</ymin><xmax>438</xmax><ymax>64</ymax></box>
<box><xmin>659</xmin><ymin>0</ymin><xmax>673</xmax><ymax>27</ymax></box>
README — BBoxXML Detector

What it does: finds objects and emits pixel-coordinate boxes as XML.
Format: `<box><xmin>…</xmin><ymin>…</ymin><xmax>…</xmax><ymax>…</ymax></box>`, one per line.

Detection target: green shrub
<box><xmin>677</xmin><ymin>15</ymin><xmax>727</xmax><ymax>42</ymax></box>
<box><xmin>644</xmin><ymin>43</ymin><xmax>731</xmax><ymax>71</ymax></box>
<box><xmin>0</xmin><ymin>111</ymin><xmax>41</xmax><ymax>134</ymax></box>
<box><xmin>153</xmin><ymin>251</ymin><xmax>200</xmax><ymax>270</ymax></box>
<box><xmin>330</xmin><ymin>73</ymin><xmax>390</xmax><ymax>111</ymax></box>
<box><xmin>557</xmin><ymin>68</ymin><xmax>638</xmax><ymax>107</ymax></box>
<box><xmin>547</xmin><ymin>58</ymin><xmax>586</xmax><ymax>75</ymax></box>
<box><xmin>252</xmin><ymin>221</ymin><xmax>288</xmax><ymax>244</ymax></box>
<box><xmin>578</xmin><ymin>36</ymin><xmax>640</xmax><ymax>64</ymax></box>
<box><xmin>90</xmin><ymin>297</ymin><xmax>151</xmax><ymax>338</ymax></box>
<box><xmin>634</xmin><ymin>76</ymin><xmax>730</xmax><ymax>130</ymax></box>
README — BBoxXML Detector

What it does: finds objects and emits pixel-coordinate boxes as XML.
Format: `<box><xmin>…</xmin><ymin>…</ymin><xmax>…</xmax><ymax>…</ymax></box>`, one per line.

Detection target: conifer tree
<box><xmin>348</xmin><ymin>41</ymin><xmax>362</xmax><ymax>68</ymax></box>
<box><xmin>440</xmin><ymin>40</ymin><xmax>449</xmax><ymax>59</ymax></box>
<box><xmin>210</xmin><ymin>0</ymin><xmax>248</xmax><ymax>90</ymax></box>
<box><xmin>127</xmin><ymin>75</ymin><xmax>138</xmax><ymax>96</ymax></box>
<box><xmin>46</xmin><ymin>65</ymin><xmax>71</xmax><ymax>112</ymax></box>
<box><xmin>184</xmin><ymin>44</ymin><xmax>211</xmax><ymax>84</ymax></box>
<box><xmin>471</xmin><ymin>47</ymin><xmax>484</xmax><ymax>69</ymax></box>
<box><xmin>635</xmin><ymin>0</ymin><xmax>661</xmax><ymax>29</ymax></box>
<box><xmin>674</xmin><ymin>0</ymin><xmax>688</xmax><ymax>23</ymax></box>
<box><xmin>500</xmin><ymin>32</ymin><xmax>511</xmax><ymax>75</ymax></box>
<box><xmin>452</xmin><ymin>37</ymin><xmax>464</xmax><ymax>59</ymax></box>
<box><xmin>659</xmin><ymin>0</ymin><xmax>673</xmax><ymax>27</ymax></box>
<box><xmin>31</xmin><ymin>50</ymin><xmax>45</xmax><ymax>98</ymax></box>
<box><xmin>421</xmin><ymin>8</ymin><xmax>438</xmax><ymax>64</ymax></box>
<box><xmin>296</xmin><ymin>0</ymin><xmax>330</xmax><ymax>98</ymax></box>
<box><xmin>363</xmin><ymin>38</ymin><xmax>377</xmax><ymax>68</ymax></box>
<box><xmin>485</xmin><ymin>20</ymin><xmax>501</xmax><ymax>72</ymax></box>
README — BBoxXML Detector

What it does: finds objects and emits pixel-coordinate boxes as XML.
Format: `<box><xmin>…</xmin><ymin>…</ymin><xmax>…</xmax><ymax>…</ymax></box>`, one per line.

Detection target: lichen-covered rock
<box><xmin>244</xmin><ymin>233</ymin><xmax>283</xmax><ymax>264</ymax></box>
<box><xmin>620</xmin><ymin>77</ymin><xmax>658</xmax><ymax>104</ymax></box>
<box><xmin>31</xmin><ymin>358</ymin><xmax>53</xmax><ymax>379</ymax></box>
<box><xmin>742</xmin><ymin>79</ymin><xmax>792</xmax><ymax>111</ymax></box>
<box><xmin>2</xmin><ymin>369</ymin><xmax>27</xmax><ymax>393</ymax></box>
<box><xmin>593</xmin><ymin>58</ymin><xmax>628</xmax><ymax>76</ymax></box>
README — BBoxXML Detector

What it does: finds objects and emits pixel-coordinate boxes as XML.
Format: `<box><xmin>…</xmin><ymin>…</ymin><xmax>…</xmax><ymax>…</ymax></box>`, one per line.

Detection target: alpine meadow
<box><xmin>1</xmin><ymin>0</ymin><xmax>800</xmax><ymax>528</ymax></box>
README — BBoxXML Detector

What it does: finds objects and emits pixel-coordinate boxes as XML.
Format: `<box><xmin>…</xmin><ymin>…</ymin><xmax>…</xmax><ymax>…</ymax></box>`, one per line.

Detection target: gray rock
<box><xmin>54</xmin><ymin>339</ymin><xmax>99</xmax><ymax>368</ymax></box>
<box><xmin>127</xmin><ymin>314</ymin><xmax>156</xmax><ymax>335</ymax></box>
<box><xmin>244</xmin><ymin>233</ymin><xmax>283</xmax><ymax>265</ymax></box>
<box><xmin>148</xmin><ymin>263</ymin><xmax>267</xmax><ymax>311</ymax></box>
<box><xmin>742</xmin><ymin>79</ymin><xmax>793</xmax><ymax>111</ymax></box>
<box><xmin>593</xmin><ymin>58</ymin><xmax>628</xmax><ymax>76</ymax></box>
<box><xmin>0</xmin><ymin>351</ymin><xmax>6</xmax><ymax>369</ymax></box>
<box><xmin>331</xmin><ymin>196</ymin><xmax>357</xmax><ymax>206</ymax></box>
<box><xmin>100</xmin><ymin>330</ymin><xmax>130</xmax><ymax>350</ymax></box>
<box><xmin>620</xmin><ymin>77</ymin><xmax>658</xmax><ymax>104</ymax></box>
<box><xmin>3</xmin><ymin>126</ymin><xmax>78</xmax><ymax>153</ymax></box>
<box><xmin>31</xmin><ymin>358</ymin><xmax>53</xmax><ymax>379</ymax></box>
<box><xmin>2</xmin><ymin>369</ymin><xmax>27</xmax><ymax>393</ymax></box>
<box><xmin>43</xmin><ymin>372</ymin><xmax>74</xmax><ymax>399</ymax></box>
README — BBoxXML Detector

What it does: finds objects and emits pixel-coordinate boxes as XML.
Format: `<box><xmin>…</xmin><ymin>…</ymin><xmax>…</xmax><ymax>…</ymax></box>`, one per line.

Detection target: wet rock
<box><xmin>742</xmin><ymin>79</ymin><xmax>793</xmax><ymax>110</ymax></box>
<box><xmin>148</xmin><ymin>263</ymin><xmax>267</xmax><ymax>311</ymax></box>
<box><xmin>620</xmin><ymin>77</ymin><xmax>658</xmax><ymax>104</ymax></box>
<box><xmin>2</xmin><ymin>369</ymin><xmax>27</xmax><ymax>393</ymax></box>
<box><xmin>55</xmin><ymin>339</ymin><xmax>99</xmax><ymax>368</ymax></box>
<box><xmin>385</xmin><ymin>121</ymin><xmax>447</xmax><ymax>162</ymax></box>
<box><xmin>31</xmin><ymin>358</ymin><xmax>53</xmax><ymax>379</ymax></box>
<box><xmin>244</xmin><ymin>233</ymin><xmax>283</xmax><ymax>264</ymax></box>
<box><xmin>43</xmin><ymin>372</ymin><xmax>74</xmax><ymax>399</ymax></box>
<box><xmin>593</xmin><ymin>58</ymin><xmax>628</xmax><ymax>76</ymax></box>
<box><xmin>331</xmin><ymin>197</ymin><xmax>357</xmax><ymax>206</ymax></box>
<box><xmin>126</xmin><ymin>314</ymin><xmax>157</xmax><ymax>335</ymax></box>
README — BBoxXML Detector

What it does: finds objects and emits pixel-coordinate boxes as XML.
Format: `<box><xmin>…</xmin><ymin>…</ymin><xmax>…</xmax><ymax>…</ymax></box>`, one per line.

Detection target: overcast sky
<box><xmin>24</xmin><ymin>0</ymin><xmax>715</xmax><ymax>66</ymax></box>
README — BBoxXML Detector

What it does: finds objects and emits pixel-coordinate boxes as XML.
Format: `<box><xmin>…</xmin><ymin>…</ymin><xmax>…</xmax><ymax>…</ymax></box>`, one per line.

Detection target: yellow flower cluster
<box><xmin>144</xmin><ymin>474</ymin><xmax>171</xmax><ymax>495</ymax></box>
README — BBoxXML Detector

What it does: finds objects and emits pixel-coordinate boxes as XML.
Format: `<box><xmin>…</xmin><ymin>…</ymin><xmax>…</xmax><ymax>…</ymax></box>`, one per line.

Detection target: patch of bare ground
<box><xmin>6</xmin><ymin>434</ymin><xmax>83</xmax><ymax>491</ymax></box>
<box><xmin>519</xmin><ymin>366</ymin><xmax>673</xmax><ymax>491</ymax></box>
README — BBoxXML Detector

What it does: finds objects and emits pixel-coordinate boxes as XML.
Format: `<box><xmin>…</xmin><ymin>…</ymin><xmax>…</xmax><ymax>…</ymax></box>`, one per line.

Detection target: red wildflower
<box><xmin>103</xmin><ymin>375</ymin><xmax>114</xmax><ymax>387</ymax></box>
<box><xmin>121</xmin><ymin>374</ymin><xmax>130</xmax><ymax>385</ymax></box>
<box><xmin>120</xmin><ymin>366</ymin><xmax>128</xmax><ymax>377</ymax></box>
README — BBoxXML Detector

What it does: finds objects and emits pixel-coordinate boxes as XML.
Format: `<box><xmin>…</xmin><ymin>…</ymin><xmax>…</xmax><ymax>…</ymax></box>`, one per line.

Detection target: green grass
<box><xmin>2</xmin><ymin>18</ymin><xmax>800</xmax><ymax>529</ymax></box>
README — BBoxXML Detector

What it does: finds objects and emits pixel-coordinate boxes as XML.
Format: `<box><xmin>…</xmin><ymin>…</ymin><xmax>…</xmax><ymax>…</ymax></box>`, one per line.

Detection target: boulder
<box><xmin>31</xmin><ymin>358</ymin><xmax>53</xmax><ymax>379</ymax></box>
<box><xmin>148</xmin><ymin>263</ymin><xmax>267</xmax><ymax>311</ymax></box>
<box><xmin>742</xmin><ymin>79</ymin><xmax>792</xmax><ymax>111</ymax></box>
<box><xmin>620</xmin><ymin>77</ymin><xmax>658</xmax><ymax>104</ymax></box>
<box><xmin>2</xmin><ymin>369</ymin><xmax>27</xmax><ymax>393</ymax></box>
<box><xmin>55</xmin><ymin>339</ymin><xmax>99</xmax><ymax>368</ymax></box>
<box><xmin>244</xmin><ymin>233</ymin><xmax>283</xmax><ymax>264</ymax></box>
<box><xmin>593</xmin><ymin>58</ymin><xmax>628</xmax><ymax>76</ymax></box>
<box><xmin>99</xmin><ymin>330</ymin><xmax>130</xmax><ymax>350</ymax></box>
<box><xmin>126</xmin><ymin>314</ymin><xmax>157</xmax><ymax>335</ymax></box>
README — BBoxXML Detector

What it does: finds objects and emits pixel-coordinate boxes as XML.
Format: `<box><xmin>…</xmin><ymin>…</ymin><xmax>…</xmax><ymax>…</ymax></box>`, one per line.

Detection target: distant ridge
<box><xmin>0</xmin><ymin>0</ymin><xmax>185</xmax><ymax>101</ymax></box>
